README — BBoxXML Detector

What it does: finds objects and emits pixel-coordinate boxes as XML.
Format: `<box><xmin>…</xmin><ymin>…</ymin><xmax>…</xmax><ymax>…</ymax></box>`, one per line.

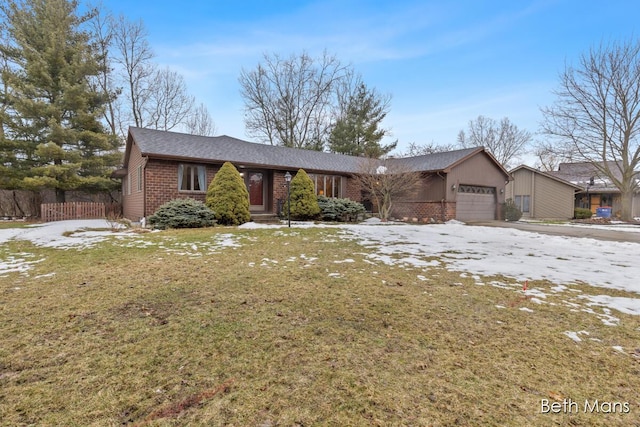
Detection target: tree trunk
<box><xmin>55</xmin><ymin>188</ymin><xmax>66</xmax><ymax>204</ymax></box>
<box><xmin>620</xmin><ymin>189</ymin><xmax>634</xmax><ymax>221</ymax></box>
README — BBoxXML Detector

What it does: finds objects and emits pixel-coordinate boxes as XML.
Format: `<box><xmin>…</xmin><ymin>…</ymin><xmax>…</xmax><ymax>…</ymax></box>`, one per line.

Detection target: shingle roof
<box><xmin>548</xmin><ymin>161</ymin><xmax>624</xmax><ymax>192</ymax></box>
<box><xmin>126</xmin><ymin>127</ymin><xmax>497</xmax><ymax>175</ymax></box>
<box><xmin>389</xmin><ymin>147</ymin><xmax>486</xmax><ymax>172</ymax></box>
<box><xmin>128</xmin><ymin>127</ymin><xmax>368</xmax><ymax>174</ymax></box>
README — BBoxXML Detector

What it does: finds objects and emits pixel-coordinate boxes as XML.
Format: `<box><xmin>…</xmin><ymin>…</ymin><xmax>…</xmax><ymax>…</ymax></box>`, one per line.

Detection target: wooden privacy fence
<box><xmin>41</xmin><ymin>202</ymin><xmax>106</xmax><ymax>222</ymax></box>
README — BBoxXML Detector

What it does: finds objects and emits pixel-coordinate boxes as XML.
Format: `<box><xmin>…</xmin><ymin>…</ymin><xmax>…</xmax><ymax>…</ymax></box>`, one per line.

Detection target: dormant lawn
<box><xmin>0</xmin><ymin>220</ymin><xmax>639</xmax><ymax>426</ymax></box>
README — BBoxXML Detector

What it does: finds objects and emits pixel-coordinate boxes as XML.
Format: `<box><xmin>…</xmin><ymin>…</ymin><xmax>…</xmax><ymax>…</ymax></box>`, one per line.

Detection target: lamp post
<box><xmin>284</xmin><ymin>171</ymin><xmax>292</xmax><ymax>228</ymax></box>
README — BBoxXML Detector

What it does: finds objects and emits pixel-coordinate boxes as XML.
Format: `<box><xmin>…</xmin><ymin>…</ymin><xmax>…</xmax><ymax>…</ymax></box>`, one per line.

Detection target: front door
<box><xmin>247</xmin><ymin>171</ymin><xmax>266</xmax><ymax>211</ymax></box>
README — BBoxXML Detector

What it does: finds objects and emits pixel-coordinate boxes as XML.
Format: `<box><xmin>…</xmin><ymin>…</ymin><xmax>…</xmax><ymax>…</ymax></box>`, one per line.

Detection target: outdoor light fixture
<box><xmin>284</xmin><ymin>171</ymin><xmax>292</xmax><ymax>228</ymax></box>
<box><xmin>451</xmin><ymin>184</ymin><xmax>456</xmax><ymax>191</ymax></box>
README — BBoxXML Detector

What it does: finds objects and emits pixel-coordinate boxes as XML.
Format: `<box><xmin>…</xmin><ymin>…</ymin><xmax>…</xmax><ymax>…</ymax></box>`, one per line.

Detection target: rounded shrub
<box><xmin>283</xmin><ymin>169</ymin><xmax>320</xmax><ymax>220</ymax></box>
<box><xmin>502</xmin><ymin>198</ymin><xmax>523</xmax><ymax>222</ymax></box>
<box><xmin>317</xmin><ymin>195</ymin><xmax>365</xmax><ymax>222</ymax></box>
<box><xmin>574</xmin><ymin>207</ymin><xmax>592</xmax><ymax>219</ymax></box>
<box><xmin>206</xmin><ymin>162</ymin><xmax>250</xmax><ymax>225</ymax></box>
<box><xmin>147</xmin><ymin>198</ymin><xmax>216</xmax><ymax>230</ymax></box>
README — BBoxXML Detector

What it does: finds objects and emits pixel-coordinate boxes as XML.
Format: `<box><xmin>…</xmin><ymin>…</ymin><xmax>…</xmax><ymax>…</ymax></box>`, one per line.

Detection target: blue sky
<box><xmin>103</xmin><ymin>0</ymin><xmax>640</xmax><ymax>160</ymax></box>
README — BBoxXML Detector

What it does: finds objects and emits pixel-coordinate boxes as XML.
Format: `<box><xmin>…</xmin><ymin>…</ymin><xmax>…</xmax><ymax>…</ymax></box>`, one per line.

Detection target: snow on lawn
<box><xmin>3</xmin><ymin>219</ymin><xmax>640</xmax><ymax>320</ymax></box>
<box><xmin>339</xmin><ymin>221</ymin><xmax>640</xmax><ymax>295</ymax></box>
<box><xmin>0</xmin><ymin>219</ymin><xmax>121</xmax><ymax>249</ymax></box>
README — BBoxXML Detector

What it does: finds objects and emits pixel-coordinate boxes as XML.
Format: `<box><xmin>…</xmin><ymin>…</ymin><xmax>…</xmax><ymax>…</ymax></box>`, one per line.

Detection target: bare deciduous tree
<box><xmin>354</xmin><ymin>158</ymin><xmax>421</xmax><ymax>220</ymax></box>
<box><xmin>396</xmin><ymin>141</ymin><xmax>458</xmax><ymax>157</ymax></box>
<box><xmin>89</xmin><ymin>7</ymin><xmax>121</xmax><ymax>137</ymax></box>
<box><xmin>147</xmin><ymin>67</ymin><xmax>194</xmax><ymax>131</ymax></box>
<box><xmin>531</xmin><ymin>140</ymin><xmax>576</xmax><ymax>172</ymax></box>
<box><xmin>185</xmin><ymin>102</ymin><xmax>216</xmax><ymax>136</ymax></box>
<box><xmin>458</xmin><ymin>115</ymin><xmax>531</xmax><ymax>169</ymax></box>
<box><xmin>239</xmin><ymin>50</ymin><xmax>349</xmax><ymax>150</ymax></box>
<box><xmin>112</xmin><ymin>15</ymin><xmax>155</xmax><ymax>129</ymax></box>
<box><xmin>541</xmin><ymin>39</ymin><xmax>640</xmax><ymax>221</ymax></box>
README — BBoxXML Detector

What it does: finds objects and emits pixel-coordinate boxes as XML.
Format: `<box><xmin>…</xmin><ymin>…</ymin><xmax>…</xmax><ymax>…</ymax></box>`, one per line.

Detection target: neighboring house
<box><xmin>115</xmin><ymin>127</ymin><xmax>510</xmax><ymax>222</ymax></box>
<box><xmin>549</xmin><ymin>161</ymin><xmax>640</xmax><ymax>218</ymax></box>
<box><xmin>506</xmin><ymin>165</ymin><xmax>582</xmax><ymax>220</ymax></box>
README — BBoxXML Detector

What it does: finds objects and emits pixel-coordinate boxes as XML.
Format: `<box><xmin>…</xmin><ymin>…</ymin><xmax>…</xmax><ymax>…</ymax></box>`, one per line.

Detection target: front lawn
<box><xmin>0</xmin><ymin>226</ymin><xmax>638</xmax><ymax>426</ymax></box>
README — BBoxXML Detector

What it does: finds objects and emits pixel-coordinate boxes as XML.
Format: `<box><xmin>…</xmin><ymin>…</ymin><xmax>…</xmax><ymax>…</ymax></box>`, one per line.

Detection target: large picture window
<box><xmin>178</xmin><ymin>164</ymin><xmax>206</xmax><ymax>192</ymax></box>
<box><xmin>308</xmin><ymin>174</ymin><xmax>343</xmax><ymax>198</ymax></box>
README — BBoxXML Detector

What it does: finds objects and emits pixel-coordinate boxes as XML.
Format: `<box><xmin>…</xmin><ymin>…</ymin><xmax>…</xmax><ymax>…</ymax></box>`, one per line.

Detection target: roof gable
<box><xmin>510</xmin><ymin>164</ymin><xmax>582</xmax><ymax>190</ymax></box>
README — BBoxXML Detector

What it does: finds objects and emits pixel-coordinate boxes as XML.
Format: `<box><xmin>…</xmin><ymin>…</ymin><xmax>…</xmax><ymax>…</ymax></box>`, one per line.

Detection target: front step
<box><xmin>250</xmin><ymin>214</ymin><xmax>282</xmax><ymax>224</ymax></box>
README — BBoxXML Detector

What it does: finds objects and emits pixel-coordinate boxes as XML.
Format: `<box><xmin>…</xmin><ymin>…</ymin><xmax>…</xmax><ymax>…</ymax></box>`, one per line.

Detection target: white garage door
<box><xmin>456</xmin><ymin>185</ymin><xmax>496</xmax><ymax>221</ymax></box>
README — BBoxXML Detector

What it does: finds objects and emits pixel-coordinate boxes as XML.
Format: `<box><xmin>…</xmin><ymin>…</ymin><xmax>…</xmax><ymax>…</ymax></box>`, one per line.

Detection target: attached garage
<box><xmin>456</xmin><ymin>184</ymin><xmax>497</xmax><ymax>221</ymax></box>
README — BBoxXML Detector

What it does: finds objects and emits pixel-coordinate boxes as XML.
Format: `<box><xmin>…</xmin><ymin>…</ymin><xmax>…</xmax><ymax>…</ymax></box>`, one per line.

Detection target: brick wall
<box><xmin>144</xmin><ymin>159</ymin><xmax>220</xmax><ymax>217</ymax></box>
<box><xmin>345</xmin><ymin>175</ymin><xmax>362</xmax><ymax>201</ymax></box>
<box><xmin>391</xmin><ymin>201</ymin><xmax>456</xmax><ymax>222</ymax></box>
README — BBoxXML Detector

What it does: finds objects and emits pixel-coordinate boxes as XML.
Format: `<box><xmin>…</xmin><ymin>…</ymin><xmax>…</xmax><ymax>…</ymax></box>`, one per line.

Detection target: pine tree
<box><xmin>205</xmin><ymin>162</ymin><xmax>250</xmax><ymax>225</ymax></box>
<box><xmin>328</xmin><ymin>83</ymin><xmax>396</xmax><ymax>158</ymax></box>
<box><xmin>283</xmin><ymin>169</ymin><xmax>320</xmax><ymax>220</ymax></box>
<box><xmin>0</xmin><ymin>0</ymin><xmax>121</xmax><ymax>201</ymax></box>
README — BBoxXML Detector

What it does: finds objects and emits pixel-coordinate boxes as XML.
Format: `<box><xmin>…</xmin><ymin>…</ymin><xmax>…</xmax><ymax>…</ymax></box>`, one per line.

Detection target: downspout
<box><xmin>437</xmin><ymin>171</ymin><xmax>447</xmax><ymax>222</ymax></box>
<box><xmin>531</xmin><ymin>172</ymin><xmax>535</xmax><ymax>218</ymax></box>
<box><xmin>141</xmin><ymin>157</ymin><xmax>148</xmax><ymax>220</ymax></box>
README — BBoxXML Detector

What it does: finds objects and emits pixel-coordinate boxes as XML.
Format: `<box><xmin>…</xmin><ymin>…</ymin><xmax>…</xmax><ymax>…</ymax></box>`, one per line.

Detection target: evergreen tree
<box><xmin>328</xmin><ymin>83</ymin><xmax>396</xmax><ymax>158</ymax></box>
<box><xmin>0</xmin><ymin>0</ymin><xmax>120</xmax><ymax>201</ymax></box>
<box><xmin>283</xmin><ymin>169</ymin><xmax>320</xmax><ymax>220</ymax></box>
<box><xmin>206</xmin><ymin>162</ymin><xmax>250</xmax><ymax>226</ymax></box>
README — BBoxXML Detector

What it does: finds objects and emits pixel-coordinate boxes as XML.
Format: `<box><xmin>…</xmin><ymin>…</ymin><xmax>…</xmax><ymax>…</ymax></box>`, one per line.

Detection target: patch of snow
<box><xmin>333</xmin><ymin>259</ymin><xmax>355</xmax><ymax>263</ymax></box>
<box><xmin>579</xmin><ymin>294</ymin><xmax>640</xmax><ymax>316</ymax></box>
<box><xmin>0</xmin><ymin>219</ymin><xmax>125</xmax><ymax>249</ymax></box>
<box><xmin>564</xmin><ymin>331</ymin><xmax>589</xmax><ymax>342</ymax></box>
<box><xmin>612</xmin><ymin>346</ymin><xmax>625</xmax><ymax>353</ymax></box>
<box><xmin>417</xmin><ymin>275</ymin><xmax>428</xmax><ymax>281</ymax></box>
<box><xmin>34</xmin><ymin>272</ymin><xmax>56</xmax><ymax>279</ymax></box>
<box><xmin>519</xmin><ymin>307</ymin><xmax>534</xmax><ymax>313</ymax></box>
<box><xmin>339</xmin><ymin>222</ymin><xmax>640</xmax><ymax>294</ymax></box>
<box><xmin>238</xmin><ymin>222</ymin><xmax>281</xmax><ymax>229</ymax></box>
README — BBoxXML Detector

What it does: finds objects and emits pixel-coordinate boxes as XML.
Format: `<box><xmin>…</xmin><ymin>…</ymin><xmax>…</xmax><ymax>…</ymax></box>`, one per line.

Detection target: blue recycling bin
<box><xmin>596</xmin><ymin>207</ymin><xmax>612</xmax><ymax>218</ymax></box>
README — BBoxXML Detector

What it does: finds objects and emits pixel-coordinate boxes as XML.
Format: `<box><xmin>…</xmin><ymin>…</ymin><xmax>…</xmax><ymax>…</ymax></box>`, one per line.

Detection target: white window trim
<box><xmin>178</xmin><ymin>164</ymin><xmax>206</xmax><ymax>192</ymax></box>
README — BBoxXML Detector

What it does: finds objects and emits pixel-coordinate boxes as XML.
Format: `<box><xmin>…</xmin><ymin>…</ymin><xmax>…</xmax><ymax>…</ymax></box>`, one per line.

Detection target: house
<box><xmin>115</xmin><ymin>127</ymin><xmax>510</xmax><ymax>222</ymax></box>
<box><xmin>505</xmin><ymin>165</ymin><xmax>582</xmax><ymax>220</ymax></box>
<box><xmin>549</xmin><ymin>161</ymin><xmax>640</xmax><ymax>218</ymax></box>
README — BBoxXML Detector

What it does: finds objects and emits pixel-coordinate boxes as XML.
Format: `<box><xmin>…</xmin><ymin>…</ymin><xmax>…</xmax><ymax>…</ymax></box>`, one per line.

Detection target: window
<box><xmin>514</xmin><ymin>195</ymin><xmax>530</xmax><ymax>213</ymax></box>
<box><xmin>308</xmin><ymin>174</ymin><xmax>343</xmax><ymax>198</ymax></box>
<box><xmin>458</xmin><ymin>185</ymin><xmax>496</xmax><ymax>194</ymax></box>
<box><xmin>136</xmin><ymin>165</ymin><xmax>143</xmax><ymax>192</ymax></box>
<box><xmin>178</xmin><ymin>164</ymin><xmax>206</xmax><ymax>192</ymax></box>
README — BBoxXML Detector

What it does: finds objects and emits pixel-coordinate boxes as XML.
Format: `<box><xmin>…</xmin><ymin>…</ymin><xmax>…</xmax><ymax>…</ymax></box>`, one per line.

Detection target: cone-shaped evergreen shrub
<box><xmin>206</xmin><ymin>162</ymin><xmax>251</xmax><ymax>225</ymax></box>
<box><xmin>283</xmin><ymin>169</ymin><xmax>320</xmax><ymax>220</ymax></box>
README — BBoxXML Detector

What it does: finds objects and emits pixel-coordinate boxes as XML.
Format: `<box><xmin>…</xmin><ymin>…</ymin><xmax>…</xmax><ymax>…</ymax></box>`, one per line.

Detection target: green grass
<box><xmin>0</xmin><ymin>221</ymin><xmax>33</xmax><ymax>229</ymax></box>
<box><xmin>1</xmin><ymin>227</ymin><xmax>639</xmax><ymax>426</ymax></box>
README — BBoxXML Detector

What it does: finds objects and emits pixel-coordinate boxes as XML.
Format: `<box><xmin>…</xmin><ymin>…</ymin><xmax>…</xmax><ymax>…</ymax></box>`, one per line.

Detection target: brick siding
<box><xmin>144</xmin><ymin>160</ymin><xmax>220</xmax><ymax>217</ymax></box>
<box><xmin>391</xmin><ymin>201</ymin><xmax>457</xmax><ymax>222</ymax></box>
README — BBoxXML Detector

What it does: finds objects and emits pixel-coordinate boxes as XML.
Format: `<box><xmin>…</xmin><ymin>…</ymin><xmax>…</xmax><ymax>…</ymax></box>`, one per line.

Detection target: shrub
<box><xmin>574</xmin><ymin>208</ymin><xmax>592</xmax><ymax>219</ymax></box>
<box><xmin>502</xmin><ymin>198</ymin><xmax>523</xmax><ymax>222</ymax></box>
<box><xmin>282</xmin><ymin>169</ymin><xmax>320</xmax><ymax>220</ymax></box>
<box><xmin>206</xmin><ymin>162</ymin><xmax>250</xmax><ymax>226</ymax></box>
<box><xmin>148</xmin><ymin>198</ymin><xmax>216</xmax><ymax>230</ymax></box>
<box><xmin>317</xmin><ymin>195</ymin><xmax>365</xmax><ymax>222</ymax></box>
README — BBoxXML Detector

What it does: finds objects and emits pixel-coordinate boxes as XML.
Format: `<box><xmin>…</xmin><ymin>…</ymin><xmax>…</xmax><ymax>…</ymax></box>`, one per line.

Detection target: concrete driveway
<box><xmin>468</xmin><ymin>221</ymin><xmax>640</xmax><ymax>243</ymax></box>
